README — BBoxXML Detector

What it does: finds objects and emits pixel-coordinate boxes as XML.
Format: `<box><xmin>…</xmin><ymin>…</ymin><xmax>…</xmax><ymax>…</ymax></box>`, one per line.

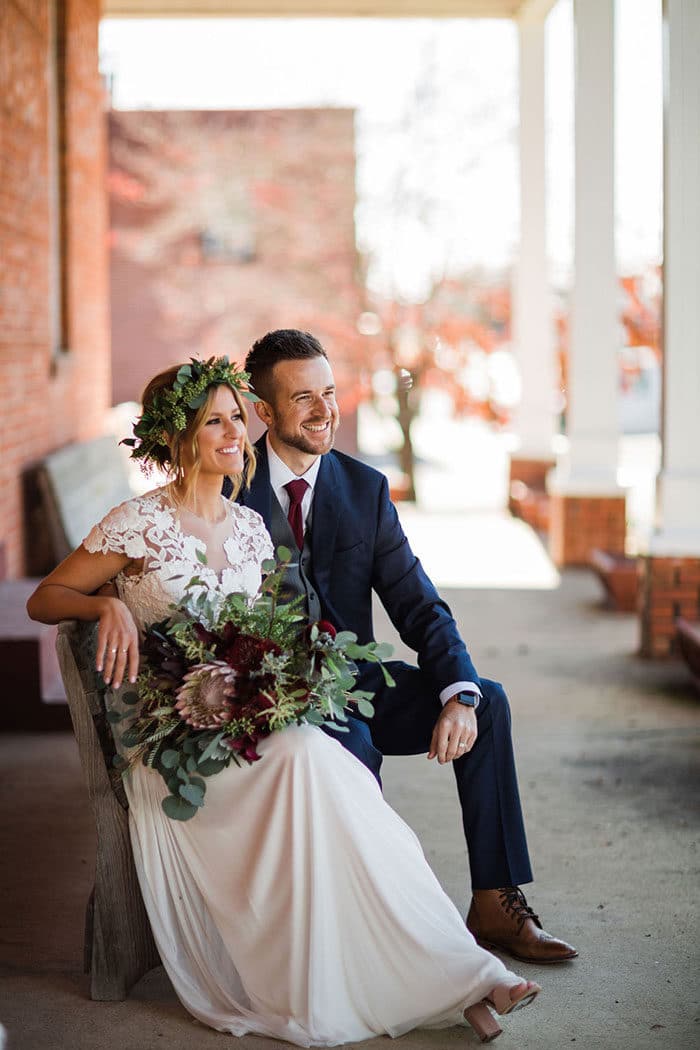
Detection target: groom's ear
<box><xmin>254</xmin><ymin>399</ymin><xmax>273</xmax><ymax>426</ymax></box>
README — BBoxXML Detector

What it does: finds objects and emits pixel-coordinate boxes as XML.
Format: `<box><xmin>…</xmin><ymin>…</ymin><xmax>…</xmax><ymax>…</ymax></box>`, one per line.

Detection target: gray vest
<box><xmin>268</xmin><ymin>495</ymin><xmax>321</xmax><ymax>622</ymax></box>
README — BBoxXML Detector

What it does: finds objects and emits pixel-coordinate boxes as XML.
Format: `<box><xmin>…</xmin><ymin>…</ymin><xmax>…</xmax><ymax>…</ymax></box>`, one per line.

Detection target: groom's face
<box><xmin>256</xmin><ymin>356</ymin><xmax>339</xmax><ymax>462</ymax></box>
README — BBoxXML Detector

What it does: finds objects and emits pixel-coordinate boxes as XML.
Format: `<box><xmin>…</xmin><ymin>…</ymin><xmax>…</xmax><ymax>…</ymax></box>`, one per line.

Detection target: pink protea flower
<box><xmin>175</xmin><ymin>661</ymin><xmax>238</xmax><ymax>729</ymax></box>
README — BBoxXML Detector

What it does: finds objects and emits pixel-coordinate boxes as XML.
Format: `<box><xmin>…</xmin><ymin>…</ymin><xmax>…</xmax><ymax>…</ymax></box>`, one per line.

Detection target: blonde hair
<box><xmin>140</xmin><ymin>365</ymin><xmax>256</xmax><ymax>507</ymax></box>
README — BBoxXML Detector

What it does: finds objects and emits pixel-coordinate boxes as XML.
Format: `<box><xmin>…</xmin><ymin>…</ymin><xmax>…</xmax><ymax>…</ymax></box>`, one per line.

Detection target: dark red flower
<box><xmin>316</xmin><ymin>620</ymin><xmax>337</xmax><ymax>639</ymax></box>
<box><xmin>248</xmin><ymin>691</ymin><xmax>276</xmax><ymax>713</ymax></box>
<box><xmin>223</xmin><ymin>632</ymin><xmax>282</xmax><ymax>672</ymax></box>
<box><xmin>224</xmin><ymin>735</ymin><xmax>262</xmax><ymax>763</ymax></box>
<box><xmin>193</xmin><ymin>623</ymin><xmax>219</xmax><ymax>648</ymax></box>
<box><xmin>221</xmin><ymin>621</ymin><xmax>241</xmax><ymax>645</ymax></box>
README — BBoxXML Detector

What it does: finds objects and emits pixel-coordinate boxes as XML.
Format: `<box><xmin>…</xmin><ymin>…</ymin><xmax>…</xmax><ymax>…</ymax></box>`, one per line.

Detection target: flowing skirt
<box><xmin>126</xmin><ymin>724</ymin><xmax>516</xmax><ymax>1046</ymax></box>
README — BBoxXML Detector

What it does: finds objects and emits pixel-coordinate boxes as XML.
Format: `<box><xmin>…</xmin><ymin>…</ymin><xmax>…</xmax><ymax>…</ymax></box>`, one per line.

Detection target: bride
<box><xmin>28</xmin><ymin>358</ymin><xmax>540</xmax><ymax>1046</ymax></box>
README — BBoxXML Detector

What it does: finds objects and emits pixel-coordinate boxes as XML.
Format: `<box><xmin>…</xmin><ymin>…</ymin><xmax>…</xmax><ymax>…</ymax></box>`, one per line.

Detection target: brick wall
<box><xmin>0</xmin><ymin>0</ymin><xmax>110</xmax><ymax>578</ymax></box>
<box><xmin>639</xmin><ymin>556</ymin><xmax>700</xmax><ymax>659</ymax></box>
<box><xmin>108</xmin><ymin>109</ymin><xmax>364</xmax><ymax>413</ymax></box>
<box><xmin>549</xmin><ymin>493</ymin><xmax>627</xmax><ymax>567</ymax></box>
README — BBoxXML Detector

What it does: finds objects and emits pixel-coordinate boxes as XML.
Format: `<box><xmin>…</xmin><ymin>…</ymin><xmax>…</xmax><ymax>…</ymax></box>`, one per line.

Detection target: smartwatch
<box><xmin>452</xmin><ymin>690</ymin><xmax>480</xmax><ymax>710</ymax></box>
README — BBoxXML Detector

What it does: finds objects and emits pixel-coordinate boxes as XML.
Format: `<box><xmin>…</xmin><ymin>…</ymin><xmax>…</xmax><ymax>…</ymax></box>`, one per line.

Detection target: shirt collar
<box><xmin>266</xmin><ymin>435</ymin><xmax>322</xmax><ymax>495</ymax></box>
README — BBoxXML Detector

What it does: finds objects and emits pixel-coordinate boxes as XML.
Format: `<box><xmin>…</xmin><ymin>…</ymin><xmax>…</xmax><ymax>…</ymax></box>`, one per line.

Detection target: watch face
<box><xmin>457</xmin><ymin>692</ymin><xmax>477</xmax><ymax>706</ymax></box>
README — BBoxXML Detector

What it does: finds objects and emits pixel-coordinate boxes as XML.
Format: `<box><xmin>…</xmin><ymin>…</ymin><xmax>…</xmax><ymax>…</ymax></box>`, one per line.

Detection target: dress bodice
<box><xmin>83</xmin><ymin>487</ymin><xmax>274</xmax><ymax>633</ymax></box>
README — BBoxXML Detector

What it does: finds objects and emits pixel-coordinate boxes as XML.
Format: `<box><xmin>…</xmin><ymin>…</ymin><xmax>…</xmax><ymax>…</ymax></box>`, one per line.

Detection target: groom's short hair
<box><xmin>245</xmin><ymin>329</ymin><xmax>327</xmax><ymax>403</ymax></box>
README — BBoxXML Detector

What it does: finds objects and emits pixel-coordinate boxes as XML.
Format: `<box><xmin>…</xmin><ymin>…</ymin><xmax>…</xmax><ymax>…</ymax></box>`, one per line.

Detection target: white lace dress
<box><xmin>83</xmin><ymin>487</ymin><xmax>516</xmax><ymax>1046</ymax></box>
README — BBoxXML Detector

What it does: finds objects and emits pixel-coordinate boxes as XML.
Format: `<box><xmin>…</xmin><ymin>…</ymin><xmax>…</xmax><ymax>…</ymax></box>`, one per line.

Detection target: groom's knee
<box><xmin>477</xmin><ymin>679</ymin><xmax>512</xmax><ymax>730</ymax></box>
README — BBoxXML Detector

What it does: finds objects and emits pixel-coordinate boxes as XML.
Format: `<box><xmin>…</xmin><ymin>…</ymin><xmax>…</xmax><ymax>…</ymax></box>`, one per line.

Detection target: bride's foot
<box><xmin>464</xmin><ymin>980</ymin><xmax>540</xmax><ymax>1043</ymax></box>
<box><xmin>486</xmin><ymin>979</ymin><xmax>541</xmax><ymax>1015</ymax></box>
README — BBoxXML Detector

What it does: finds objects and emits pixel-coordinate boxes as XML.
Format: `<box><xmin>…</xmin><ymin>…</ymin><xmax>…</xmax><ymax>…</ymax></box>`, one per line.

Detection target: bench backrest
<box><xmin>38</xmin><ymin>437</ymin><xmax>132</xmax><ymax>563</ymax></box>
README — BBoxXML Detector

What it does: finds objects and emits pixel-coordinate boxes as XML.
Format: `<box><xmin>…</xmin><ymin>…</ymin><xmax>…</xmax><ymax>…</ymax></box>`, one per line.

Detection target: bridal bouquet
<box><xmin>110</xmin><ymin>546</ymin><xmax>393</xmax><ymax>821</ymax></box>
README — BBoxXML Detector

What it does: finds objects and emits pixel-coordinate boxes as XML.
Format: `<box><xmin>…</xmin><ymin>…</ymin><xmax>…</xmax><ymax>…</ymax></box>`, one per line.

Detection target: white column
<box><xmin>551</xmin><ymin>0</ymin><xmax>620</xmax><ymax>495</ymax></box>
<box><xmin>651</xmin><ymin>0</ymin><xmax>700</xmax><ymax>555</ymax></box>
<box><xmin>511</xmin><ymin>15</ymin><xmax>556</xmax><ymax>460</ymax></box>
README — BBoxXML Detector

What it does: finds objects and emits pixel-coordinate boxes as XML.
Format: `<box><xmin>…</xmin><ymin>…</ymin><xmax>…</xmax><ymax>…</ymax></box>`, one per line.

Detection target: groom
<box><xmin>234</xmin><ymin>328</ymin><xmax>578</xmax><ymax>965</ymax></box>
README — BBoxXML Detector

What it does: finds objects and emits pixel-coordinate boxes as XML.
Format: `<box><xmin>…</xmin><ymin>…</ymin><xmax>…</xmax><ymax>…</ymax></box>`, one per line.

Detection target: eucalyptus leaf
<box><xmin>179</xmin><ymin>783</ymin><xmax>205</xmax><ymax>807</ymax></box>
<box><xmin>106</xmin><ymin>709</ymin><xmax>124</xmax><ymax>724</ymax></box>
<box><xmin>198</xmin><ymin>732</ymin><xmax>225</xmax><ymax>764</ymax></box>
<box><xmin>323</xmin><ymin>721</ymin><xmax>349</xmax><ymax>733</ymax></box>
<box><xmin>121</xmin><ymin>690</ymin><xmax>140</xmax><ymax>706</ymax></box>
<box><xmin>120</xmin><ymin>727</ymin><xmax>142</xmax><ymax>749</ymax></box>
<box><xmin>197</xmin><ymin>757</ymin><xmax>227</xmax><ymax>776</ymax></box>
<box><xmin>372</xmin><ymin>643</ymin><xmax>394</xmax><ymax>661</ymax></box>
<box><xmin>332</xmin><ymin>630</ymin><xmax>358</xmax><ymax>646</ymax></box>
<box><xmin>162</xmin><ymin>795</ymin><xmax>198</xmax><ymax>821</ymax></box>
<box><xmin>160</xmin><ymin>749</ymin><xmax>180</xmax><ymax>769</ymax></box>
<box><xmin>196</xmin><ymin>549</ymin><xmax>208</xmax><ymax>565</ymax></box>
<box><xmin>276</xmin><ymin>545</ymin><xmax>292</xmax><ymax>563</ymax></box>
<box><xmin>380</xmin><ymin>665</ymin><xmax>396</xmax><ymax>688</ymax></box>
<box><xmin>357</xmin><ymin>698</ymin><xmax>375</xmax><ymax>718</ymax></box>
<box><xmin>186</xmin><ymin>756</ymin><xmax>198</xmax><ymax>773</ymax></box>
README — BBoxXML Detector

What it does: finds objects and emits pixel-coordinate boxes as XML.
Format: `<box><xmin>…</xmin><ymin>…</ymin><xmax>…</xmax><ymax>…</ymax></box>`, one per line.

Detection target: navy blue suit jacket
<box><xmin>236</xmin><ymin>436</ymin><xmax>480</xmax><ymax>695</ymax></box>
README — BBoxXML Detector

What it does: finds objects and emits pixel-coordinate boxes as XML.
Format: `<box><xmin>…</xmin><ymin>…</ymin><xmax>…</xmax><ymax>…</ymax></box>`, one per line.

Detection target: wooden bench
<box><xmin>56</xmin><ymin>620</ymin><xmax>160</xmax><ymax>1000</ymax></box>
<box><xmin>589</xmin><ymin>549</ymin><xmax>638</xmax><ymax>612</ymax></box>
<box><xmin>0</xmin><ymin>437</ymin><xmax>133</xmax><ymax>730</ymax></box>
<box><xmin>37</xmin><ymin>435</ymin><xmax>132</xmax><ymax>563</ymax></box>
<box><xmin>677</xmin><ymin>618</ymin><xmax>700</xmax><ymax>691</ymax></box>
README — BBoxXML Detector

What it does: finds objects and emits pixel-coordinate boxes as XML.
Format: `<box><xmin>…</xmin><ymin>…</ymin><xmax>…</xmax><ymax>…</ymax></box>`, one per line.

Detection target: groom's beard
<box><xmin>275</xmin><ymin>418</ymin><xmax>338</xmax><ymax>458</ymax></box>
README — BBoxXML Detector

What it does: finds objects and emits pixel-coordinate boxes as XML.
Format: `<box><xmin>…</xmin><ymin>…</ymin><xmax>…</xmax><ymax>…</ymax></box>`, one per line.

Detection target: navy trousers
<box><xmin>329</xmin><ymin>661</ymin><xmax>533</xmax><ymax>891</ymax></box>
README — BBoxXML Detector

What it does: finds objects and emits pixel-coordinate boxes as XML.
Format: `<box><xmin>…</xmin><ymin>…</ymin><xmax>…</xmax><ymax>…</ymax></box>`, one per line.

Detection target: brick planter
<box><xmin>639</xmin><ymin>556</ymin><xmax>700</xmax><ymax>659</ymax></box>
<box><xmin>549</xmin><ymin>494</ymin><xmax>626</xmax><ymax>568</ymax></box>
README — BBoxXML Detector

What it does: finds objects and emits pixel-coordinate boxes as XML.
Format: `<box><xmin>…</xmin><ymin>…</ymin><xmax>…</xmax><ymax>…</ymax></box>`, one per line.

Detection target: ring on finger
<box><xmin>121</xmin><ymin>648</ymin><xmax>128</xmax><ymax>653</ymax></box>
<box><xmin>110</xmin><ymin>647</ymin><xmax>118</xmax><ymax>653</ymax></box>
<box><xmin>457</xmin><ymin>741</ymin><xmax>467</xmax><ymax>750</ymax></box>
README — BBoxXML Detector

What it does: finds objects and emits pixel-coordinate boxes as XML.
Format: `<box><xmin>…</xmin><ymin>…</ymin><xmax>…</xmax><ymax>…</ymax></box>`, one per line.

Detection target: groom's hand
<box><xmin>427</xmin><ymin>700</ymin><xmax>478</xmax><ymax>764</ymax></box>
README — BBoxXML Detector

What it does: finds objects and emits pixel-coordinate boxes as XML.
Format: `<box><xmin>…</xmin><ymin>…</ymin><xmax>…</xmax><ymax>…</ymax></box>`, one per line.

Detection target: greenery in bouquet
<box><xmin>109</xmin><ymin>546</ymin><xmax>394</xmax><ymax>821</ymax></box>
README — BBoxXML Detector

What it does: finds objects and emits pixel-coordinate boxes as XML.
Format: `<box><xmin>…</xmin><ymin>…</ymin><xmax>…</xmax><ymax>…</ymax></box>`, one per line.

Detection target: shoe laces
<box><xmin>498</xmin><ymin>887</ymin><xmax>542</xmax><ymax>932</ymax></box>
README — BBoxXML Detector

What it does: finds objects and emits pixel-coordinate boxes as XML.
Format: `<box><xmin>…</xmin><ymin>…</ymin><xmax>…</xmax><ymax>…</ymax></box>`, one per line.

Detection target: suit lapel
<box><xmin>310</xmin><ymin>453</ymin><xmax>341</xmax><ymax>585</ymax></box>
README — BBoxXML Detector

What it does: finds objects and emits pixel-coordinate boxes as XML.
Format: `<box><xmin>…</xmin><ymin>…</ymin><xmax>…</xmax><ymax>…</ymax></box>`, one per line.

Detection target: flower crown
<box><xmin>122</xmin><ymin>356</ymin><xmax>256</xmax><ymax>469</ymax></box>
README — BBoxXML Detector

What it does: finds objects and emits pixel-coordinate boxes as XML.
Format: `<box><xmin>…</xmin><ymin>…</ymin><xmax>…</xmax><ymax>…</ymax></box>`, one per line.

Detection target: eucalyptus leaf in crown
<box><xmin>110</xmin><ymin>546</ymin><xmax>395</xmax><ymax>822</ymax></box>
<box><xmin>121</xmin><ymin>356</ymin><xmax>257</xmax><ymax>470</ymax></box>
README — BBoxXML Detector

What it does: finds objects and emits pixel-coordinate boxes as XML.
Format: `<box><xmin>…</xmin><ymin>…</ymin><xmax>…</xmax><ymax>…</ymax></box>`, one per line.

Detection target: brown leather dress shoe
<box><xmin>466</xmin><ymin>887</ymin><xmax>578</xmax><ymax>964</ymax></box>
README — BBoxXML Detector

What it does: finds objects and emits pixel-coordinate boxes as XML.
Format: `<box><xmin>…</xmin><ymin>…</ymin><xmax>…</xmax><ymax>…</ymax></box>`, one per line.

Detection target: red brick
<box><xmin>549</xmin><ymin>494</ymin><xmax>626</xmax><ymax>568</ymax></box>
<box><xmin>0</xmin><ymin>0</ymin><xmax>109</xmax><ymax>577</ymax></box>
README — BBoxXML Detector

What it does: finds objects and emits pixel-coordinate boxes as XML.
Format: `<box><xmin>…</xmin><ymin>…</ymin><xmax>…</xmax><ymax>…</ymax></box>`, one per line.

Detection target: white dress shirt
<box><xmin>266</xmin><ymin>437</ymin><xmax>479</xmax><ymax>707</ymax></box>
<box><xmin>266</xmin><ymin>437</ymin><xmax>320</xmax><ymax>532</ymax></box>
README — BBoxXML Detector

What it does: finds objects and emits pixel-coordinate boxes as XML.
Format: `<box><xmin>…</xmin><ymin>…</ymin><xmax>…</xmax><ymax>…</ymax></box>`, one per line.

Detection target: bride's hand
<box><xmin>95</xmin><ymin>597</ymin><xmax>140</xmax><ymax>689</ymax></box>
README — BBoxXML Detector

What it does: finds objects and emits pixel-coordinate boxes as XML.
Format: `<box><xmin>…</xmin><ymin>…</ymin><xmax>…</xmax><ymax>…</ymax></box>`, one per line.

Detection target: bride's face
<box><xmin>194</xmin><ymin>385</ymin><xmax>246</xmax><ymax>477</ymax></box>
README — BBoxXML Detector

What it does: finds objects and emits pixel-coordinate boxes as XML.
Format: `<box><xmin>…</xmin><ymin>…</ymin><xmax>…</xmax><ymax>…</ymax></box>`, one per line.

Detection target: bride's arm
<box><xmin>27</xmin><ymin>547</ymin><xmax>139</xmax><ymax>688</ymax></box>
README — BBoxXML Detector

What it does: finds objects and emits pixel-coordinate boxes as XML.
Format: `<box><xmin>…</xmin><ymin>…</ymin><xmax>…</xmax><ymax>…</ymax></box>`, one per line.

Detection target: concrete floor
<box><xmin>1</xmin><ymin>570</ymin><xmax>698</xmax><ymax>1050</ymax></box>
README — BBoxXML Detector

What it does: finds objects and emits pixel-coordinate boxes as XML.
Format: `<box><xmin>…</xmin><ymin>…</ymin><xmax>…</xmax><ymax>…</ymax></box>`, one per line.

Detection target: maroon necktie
<box><xmin>284</xmin><ymin>479</ymin><xmax>309</xmax><ymax>550</ymax></box>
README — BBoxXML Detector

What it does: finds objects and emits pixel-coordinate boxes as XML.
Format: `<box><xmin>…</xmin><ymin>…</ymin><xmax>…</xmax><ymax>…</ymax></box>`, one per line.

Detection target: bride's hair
<box><xmin>140</xmin><ymin>365</ymin><xmax>256</xmax><ymax>504</ymax></box>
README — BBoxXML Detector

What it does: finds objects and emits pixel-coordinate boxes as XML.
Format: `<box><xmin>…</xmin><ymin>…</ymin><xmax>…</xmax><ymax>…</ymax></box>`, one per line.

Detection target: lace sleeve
<box><xmin>248</xmin><ymin>508</ymin><xmax>274</xmax><ymax>564</ymax></box>
<box><xmin>83</xmin><ymin>498</ymin><xmax>148</xmax><ymax>560</ymax></box>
